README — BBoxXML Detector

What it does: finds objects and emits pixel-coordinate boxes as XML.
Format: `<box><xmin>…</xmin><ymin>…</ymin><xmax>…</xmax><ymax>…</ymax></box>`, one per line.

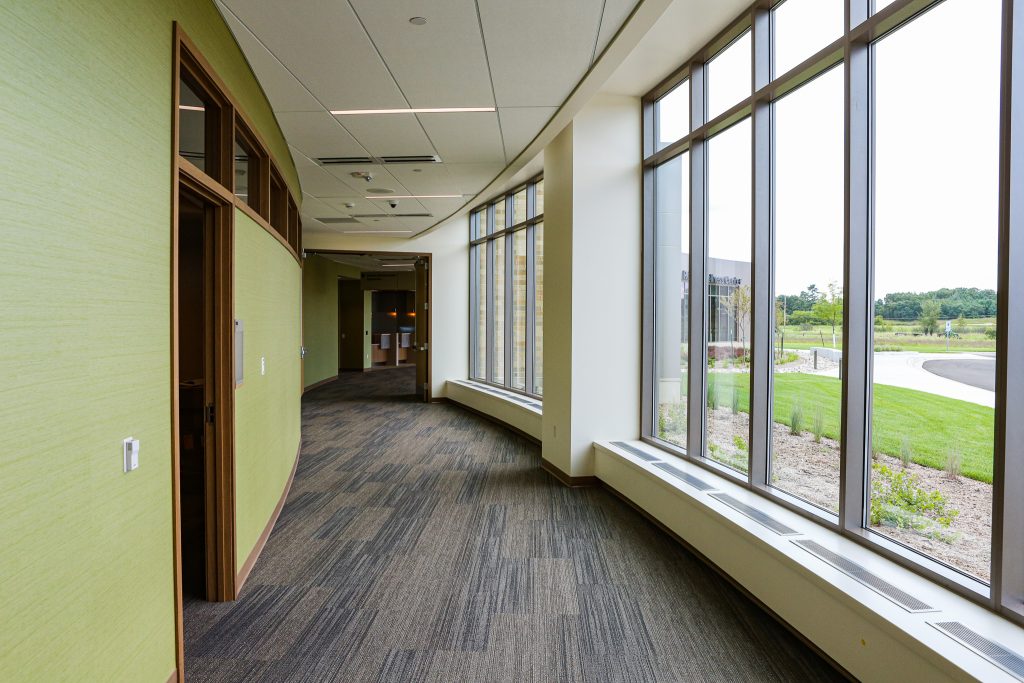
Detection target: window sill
<box><xmin>594</xmin><ymin>440</ymin><xmax>1024</xmax><ymax>683</ymax></box>
<box><xmin>446</xmin><ymin>380</ymin><xmax>542</xmax><ymax>441</ymax></box>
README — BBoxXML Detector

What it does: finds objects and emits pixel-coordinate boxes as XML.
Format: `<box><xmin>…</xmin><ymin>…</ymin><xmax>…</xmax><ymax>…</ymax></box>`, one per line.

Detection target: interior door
<box><xmin>414</xmin><ymin>258</ymin><xmax>430</xmax><ymax>402</ymax></box>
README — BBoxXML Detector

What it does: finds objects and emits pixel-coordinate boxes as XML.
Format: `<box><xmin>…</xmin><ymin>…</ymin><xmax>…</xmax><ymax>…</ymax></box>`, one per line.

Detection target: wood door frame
<box><xmin>170</xmin><ymin>25</ymin><xmax>240</xmax><ymax>682</ymax></box>
<box><xmin>307</xmin><ymin>249</ymin><xmax>432</xmax><ymax>400</ymax></box>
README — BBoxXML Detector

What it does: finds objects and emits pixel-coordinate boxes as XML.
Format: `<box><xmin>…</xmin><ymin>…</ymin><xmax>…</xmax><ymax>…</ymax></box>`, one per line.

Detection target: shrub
<box><xmin>984</xmin><ymin>327</ymin><xmax>998</xmax><ymax>340</ymax></box>
<box><xmin>812</xmin><ymin>407</ymin><xmax>824</xmax><ymax>443</ymax></box>
<box><xmin>874</xmin><ymin>344</ymin><xmax>902</xmax><ymax>352</ymax></box>
<box><xmin>789</xmin><ymin>402</ymin><xmax>804</xmax><ymax>436</ymax></box>
<box><xmin>732</xmin><ymin>434</ymin><xmax>747</xmax><ymax>452</ymax></box>
<box><xmin>658</xmin><ymin>402</ymin><xmax>686</xmax><ymax>437</ymax></box>
<box><xmin>730</xmin><ymin>389</ymin><xmax>740</xmax><ymax>415</ymax></box>
<box><xmin>899</xmin><ymin>435</ymin><xmax>912</xmax><ymax>469</ymax></box>
<box><xmin>707</xmin><ymin>382</ymin><xmax>719</xmax><ymax>410</ymax></box>
<box><xmin>870</xmin><ymin>464</ymin><xmax>960</xmax><ymax>543</ymax></box>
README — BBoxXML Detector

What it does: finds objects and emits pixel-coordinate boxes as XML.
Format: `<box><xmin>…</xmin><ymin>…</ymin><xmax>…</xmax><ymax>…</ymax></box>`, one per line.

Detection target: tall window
<box><xmin>470</xmin><ymin>177</ymin><xmax>544</xmax><ymax>397</ymax></box>
<box><xmin>642</xmin><ymin>0</ymin><xmax>1014</xmax><ymax>617</ymax></box>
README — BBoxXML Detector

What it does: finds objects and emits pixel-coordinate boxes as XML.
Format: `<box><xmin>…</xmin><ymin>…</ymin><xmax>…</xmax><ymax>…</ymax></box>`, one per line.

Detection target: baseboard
<box><xmin>234</xmin><ymin>442</ymin><xmax>300</xmax><ymax>595</ymax></box>
<box><xmin>540</xmin><ymin>458</ymin><xmax>599</xmax><ymax>488</ymax></box>
<box><xmin>302</xmin><ymin>374</ymin><xmax>339</xmax><ymax>394</ymax></box>
<box><xmin>599</xmin><ymin>480</ymin><xmax>855</xmax><ymax>682</ymax></box>
<box><xmin>166</xmin><ymin>668</ymin><xmax>179</xmax><ymax>683</ymax></box>
<box><xmin>446</xmin><ymin>398</ymin><xmax>541</xmax><ymax>445</ymax></box>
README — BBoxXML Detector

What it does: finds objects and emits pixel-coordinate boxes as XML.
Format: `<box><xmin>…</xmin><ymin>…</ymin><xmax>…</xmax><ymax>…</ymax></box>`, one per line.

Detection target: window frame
<box><xmin>641</xmin><ymin>0</ymin><xmax>1022</xmax><ymax>622</ymax></box>
<box><xmin>469</xmin><ymin>174</ymin><xmax>545</xmax><ymax>398</ymax></box>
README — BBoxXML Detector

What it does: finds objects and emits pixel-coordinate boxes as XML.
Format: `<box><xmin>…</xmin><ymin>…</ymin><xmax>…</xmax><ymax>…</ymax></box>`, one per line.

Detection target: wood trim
<box><xmin>599</xmin><ymin>481</ymin><xmax>856</xmax><ymax>682</ymax></box>
<box><xmin>169</xmin><ymin>24</ymin><xmax>185</xmax><ymax>683</ymax></box>
<box><xmin>234</xmin><ymin>443</ymin><xmax>301</xmax><ymax>595</ymax></box>
<box><xmin>212</xmin><ymin>201</ymin><xmax>236</xmax><ymax>602</ymax></box>
<box><xmin>303</xmin><ymin>374</ymin><xmax>339</xmax><ymax>394</ymax></box>
<box><xmin>540</xmin><ymin>459</ymin><xmax>600</xmax><ymax>488</ymax></box>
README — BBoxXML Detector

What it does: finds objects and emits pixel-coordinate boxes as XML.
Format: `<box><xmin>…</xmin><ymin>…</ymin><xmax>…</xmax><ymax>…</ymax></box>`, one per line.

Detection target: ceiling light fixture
<box><xmin>330</xmin><ymin>107</ymin><xmax>495</xmax><ymax>115</ymax></box>
<box><xmin>178</xmin><ymin>105</ymin><xmax>205</xmax><ymax>112</ymax></box>
<box><xmin>365</xmin><ymin>194</ymin><xmax>462</xmax><ymax>200</ymax></box>
<box><xmin>409</xmin><ymin>16</ymin><xmax>427</xmax><ymax>25</ymax></box>
<box><xmin>340</xmin><ymin>230</ymin><xmax>412</xmax><ymax>234</ymax></box>
<box><xmin>381</xmin><ymin>263</ymin><xmax>415</xmax><ymax>267</ymax></box>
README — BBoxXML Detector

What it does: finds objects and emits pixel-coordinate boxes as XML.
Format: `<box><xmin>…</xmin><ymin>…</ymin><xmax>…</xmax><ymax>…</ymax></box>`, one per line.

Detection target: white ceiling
<box><xmin>319</xmin><ymin>252</ymin><xmax>420</xmax><ymax>272</ymax></box>
<box><xmin>216</xmin><ymin>0</ymin><xmax>641</xmax><ymax>238</ymax></box>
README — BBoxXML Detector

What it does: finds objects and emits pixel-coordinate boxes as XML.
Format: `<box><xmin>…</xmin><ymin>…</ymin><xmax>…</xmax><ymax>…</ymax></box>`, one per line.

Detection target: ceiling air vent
<box><xmin>711</xmin><ymin>492</ymin><xmax>800</xmax><ymax>536</ymax></box>
<box><xmin>317</xmin><ymin>156</ymin><xmax>374</xmax><ymax>165</ymax></box>
<box><xmin>317</xmin><ymin>217</ymin><xmax>360</xmax><ymax>224</ymax></box>
<box><xmin>316</xmin><ymin>155</ymin><xmax>440</xmax><ymax>165</ymax></box>
<box><xmin>351</xmin><ymin>213</ymin><xmax>433</xmax><ymax>219</ymax></box>
<box><xmin>793</xmin><ymin>539</ymin><xmax>937</xmax><ymax>612</ymax></box>
<box><xmin>931</xmin><ymin>621</ymin><xmax>1024</xmax><ymax>681</ymax></box>
<box><xmin>379</xmin><ymin>155</ymin><xmax>441</xmax><ymax>164</ymax></box>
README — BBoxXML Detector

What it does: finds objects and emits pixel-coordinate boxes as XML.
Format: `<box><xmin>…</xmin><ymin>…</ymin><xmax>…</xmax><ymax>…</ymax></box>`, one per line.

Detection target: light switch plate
<box><xmin>123</xmin><ymin>437</ymin><xmax>139</xmax><ymax>473</ymax></box>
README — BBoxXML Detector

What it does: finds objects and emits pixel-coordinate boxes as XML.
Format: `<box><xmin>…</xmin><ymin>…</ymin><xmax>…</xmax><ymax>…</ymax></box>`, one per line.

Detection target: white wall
<box><xmin>543</xmin><ymin>93</ymin><xmax>643</xmax><ymax>477</ymax></box>
<box><xmin>303</xmin><ymin>214</ymin><xmax>468</xmax><ymax>399</ymax></box>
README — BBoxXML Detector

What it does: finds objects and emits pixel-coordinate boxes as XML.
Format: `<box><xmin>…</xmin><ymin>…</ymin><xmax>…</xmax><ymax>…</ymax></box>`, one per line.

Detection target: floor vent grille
<box><xmin>793</xmin><ymin>539</ymin><xmax>936</xmax><ymax>612</ymax></box>
<box><xmin>931</xmin><ymin>621</ymin><xmax>1024</xmax><ymax>680</ymax></box>
<box><xmin>652</xmin><ymin>462</ymin><xmax>716</xmax><ymax>491</ymax></box>
<box><xmin>610</xmin><ymin>441</ymin><xmax>660</xmax><ymax>463</ymax></box>
<box><xmin>711</xmin><ymin>493</ymin><xmax>799</xmax><ymax>535</ymax></box>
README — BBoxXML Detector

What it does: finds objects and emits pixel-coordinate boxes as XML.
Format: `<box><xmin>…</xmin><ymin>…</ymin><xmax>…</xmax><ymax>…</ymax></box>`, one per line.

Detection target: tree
<box><xmin>811</xmin><ymin>281</ymin><xmax>843</xmax><ymax>348</ymax></box>
<box><xmin>729</xmin><ymin>285</ymin><xmax>752</xmax><ymax>357</ymax></box>
<box><xmin>919</xmin><ymin>300</ymin><xmax>942</xmax><ymax>335</ymax></box>
<box><xmin>954</xmin><ymin>313</ymin><xmax>967</xmax><ymax>335</ymax></box>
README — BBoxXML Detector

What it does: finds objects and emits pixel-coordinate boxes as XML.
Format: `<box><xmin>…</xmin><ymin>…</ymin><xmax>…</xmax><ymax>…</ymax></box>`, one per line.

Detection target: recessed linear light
<box><xmin>339</xmin><ymin>230</ymin><xmax>412</xmax><ymax>234</ymax></box>
<box><xmin>365</xmin><ymin>194</ymin><xmax>462</xmax><ymax>199</ymax></box>
<box><xmin>381</xmin><ymin>263</ymin><xmax>415</xmax><ymax>267</ymax></box>
<box><xmin>179</xmin><ymin>105</ymin><xmax>205</xmax><ymax>112</ymax></box>
<box><xmin>330</xmin><ymin>107</ymin><xmax>495</xmax><ymax>115</ymax></box>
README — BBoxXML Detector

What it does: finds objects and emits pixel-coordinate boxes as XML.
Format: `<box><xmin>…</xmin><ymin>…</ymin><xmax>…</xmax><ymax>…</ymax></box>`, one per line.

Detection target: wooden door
<box><xmin>414</xmin><ymin>258</ymin><xmax>430</xmax><ymax>402</ymax></box>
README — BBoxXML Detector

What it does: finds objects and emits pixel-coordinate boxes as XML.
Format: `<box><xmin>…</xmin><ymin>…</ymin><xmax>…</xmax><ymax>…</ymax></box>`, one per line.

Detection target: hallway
<box><xmin>183</xmin><ymin>368</ymin><xmax>841</xmax><ymax>682</ymax></box>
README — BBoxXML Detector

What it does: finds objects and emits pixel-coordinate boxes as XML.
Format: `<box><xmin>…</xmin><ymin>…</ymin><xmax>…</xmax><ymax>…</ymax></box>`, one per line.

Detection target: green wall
<box><xmin>301</xmin><ymin>255</ymin><xmax>361</xmax><ymax>387</ymax></box>
<box><xmin>0</xmin><ymin>1</ymin><xmax>299</xmax><ymax>680</ymax></box>
<box><xmin>234</xmin><ymin>211</ymin><xmax>301</xmax><ymax>562</ymax></box>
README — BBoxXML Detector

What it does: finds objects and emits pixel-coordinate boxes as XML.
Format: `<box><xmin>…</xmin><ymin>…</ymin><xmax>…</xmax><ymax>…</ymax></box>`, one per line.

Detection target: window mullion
<box><xmin>688</xmin><ymin>61</ymin><xmax>709</xmax><ymax>460</ymax></box>
<box><xmin>839</xmin><ymin>0</ymin><xmax>871</xmax><ymax>533</ymax></box>
<box><xmin>749</xmin><ymin>7</ymin><xmax>772</xmax><ymax>487</ymax></box>
<box><xmin>993</xmin><ymin>0</ymin><xmax>1024</xmax><ymax>620</ymax></box>
<box><xmin>487</xmin><ymin>205</ymin><xmax>496</xmax><ymax>382</ymax></box>
<box><xmin>504</xmin><ymin>199</ymin><xmax>514</xmax><ymax>388</ymax></box>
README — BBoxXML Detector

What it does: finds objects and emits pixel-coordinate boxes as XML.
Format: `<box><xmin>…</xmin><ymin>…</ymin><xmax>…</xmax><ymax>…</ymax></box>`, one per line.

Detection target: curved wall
<box><xmin>0</xmin><ymin>1</ymin><xmax>300</xmax><ymax>680</ymax></box>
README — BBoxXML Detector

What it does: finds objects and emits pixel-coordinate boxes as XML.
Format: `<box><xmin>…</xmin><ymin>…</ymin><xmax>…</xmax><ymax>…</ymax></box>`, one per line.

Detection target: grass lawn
<box><xmin>708</xmin><ymin>371</ymin><xmax>994</xmax><ymax>483</ymax></box>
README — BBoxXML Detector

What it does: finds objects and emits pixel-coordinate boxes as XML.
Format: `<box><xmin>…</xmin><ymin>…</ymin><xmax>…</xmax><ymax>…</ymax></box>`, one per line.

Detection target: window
<box><xmin>643</xmin><ymin>0</ymin><xmax>1016</xmax><ymax>616</ymax></box>
<box><xmin>654</xmin><ymin>153</ymin><xmax>689</xmax><ymax>449</ymax></box>
<box><xmin>870</xmin><ymin>0</ymin><xmax>999</xmax><ymax>582</ymax></box>
<box><xmin>233</xmin><ymin>120</ymin><xmax>265</xmax><ymax>214</ymax></box>
<box><xmin>469</xmin><ymin>176</ymin><xmax>544</xmax><ymax>397</ymax></box>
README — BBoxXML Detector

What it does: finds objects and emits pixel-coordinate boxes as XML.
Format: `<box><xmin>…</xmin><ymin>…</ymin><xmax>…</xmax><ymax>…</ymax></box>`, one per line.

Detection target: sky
<box><xmin>657</xmin><ymin>0</ymin><xmax>1002</xmax><ymax>300</ymax></box>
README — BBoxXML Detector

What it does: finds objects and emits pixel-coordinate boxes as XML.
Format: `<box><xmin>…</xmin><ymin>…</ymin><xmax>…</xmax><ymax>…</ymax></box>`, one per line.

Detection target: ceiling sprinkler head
<box><xmin>344</xmin><ymin>202</ymin><xmax>355</xmax><ymax>209</ymax></box>
<box><xmin>350</xmin><ymin>171</ymin><xmax>373</xmax><ymax>183</ymax></box>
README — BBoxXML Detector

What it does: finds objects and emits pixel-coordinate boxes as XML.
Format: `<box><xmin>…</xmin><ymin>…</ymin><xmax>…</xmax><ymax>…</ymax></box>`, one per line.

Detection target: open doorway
<box><xmin>312</xmin><ymin>250</ymin><xmax>432</xmax><ymax>402</ymax></box>
<box><xmin>174</xmin><ymin>184</ymin><xmax>235</xmax><ymax>604</ymax></box>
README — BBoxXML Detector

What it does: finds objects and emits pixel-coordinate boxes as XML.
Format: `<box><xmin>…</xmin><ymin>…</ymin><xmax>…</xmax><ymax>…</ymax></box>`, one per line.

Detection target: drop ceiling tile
<box><xmin>444</xmin><ymin>163</ymin><xmax>505</xmax><ymax>195</ymax></box>
<box><xmin>276</xmin><ymin>112</ymin><xmax>366</xmax><ymax>159</ymax></box>
<box><xmin>418</xmin><ymin>197</ymin><xmax>468</xmax><ymax>218</ymax></box>
<box><xmin>217</xmin><ymin>2</ymin><xmax>322</xmax><ymax>112</ymax></box>
<box><xmin>350</xmin><ymin>0</ymin><xmax>494</xmax><ymax>109</ymax></box>
<box><xmin>386</xmin><ymin>164</ymin><xmax>459</xmax><ymax>196</ymax></box>
<box><xmin>478</xmin><ymin>0</ymin><xmax>603</xmax><ymax>107</ymax></box>
<box><xmin>335</xmin><ymin>115</ymin><xmax>436</xmax><ymax>158</ymax></box>
<box><xmin>366</xmin><ymin>198</ymin><xmax>428</xmax><ymax>216</ymax></box>
<box><xmin>594</xmin><ymin>0</ymin><xmax>640</xmax><ymax>63</ymax></box>
<box><xmin>220</xmin><ymin>0</ymin><xmax>407</xmax><ymax>110</ymax></box>
<box><xmin>418</xmin><ymin>112</ymin><xmax>504</xmax><ymax>164</ymax></box>
<box><xmin>319</xmin><ymin>163</ymin><xmax>413</xmax><ymax>196</ymax></box>
<box><xmin>299</xmin><ymin>195</ymin><xmax>339</xmax><ymax>217</ymax></box>
<box><xmin>498</xmin><ymin>107</ymin><xmax>556</xmax><ymax>163</ymax></box>
<box><xmin>297</xmin><ymin>163</ymin><xmax>357</xmax><ymax>196</ymax></box>
<box><xmin>319</xmin><ymin>197</ymin><xmax>381</xmax><ymax>215</ymax></box>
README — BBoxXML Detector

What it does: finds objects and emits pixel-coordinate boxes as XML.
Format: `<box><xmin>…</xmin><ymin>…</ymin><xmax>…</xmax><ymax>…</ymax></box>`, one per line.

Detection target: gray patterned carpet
<box><xmin>184</xmin><ymin>367</ymin><xmax>844</xmax><ymax>682</ymax></box>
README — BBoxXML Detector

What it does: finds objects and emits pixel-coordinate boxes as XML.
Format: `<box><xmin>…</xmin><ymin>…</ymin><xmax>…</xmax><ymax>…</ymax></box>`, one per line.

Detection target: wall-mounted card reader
<box><xmin>123</xmin><ymin>437</ymin><xmax>139</xmax><ymax>473</ymax></box>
